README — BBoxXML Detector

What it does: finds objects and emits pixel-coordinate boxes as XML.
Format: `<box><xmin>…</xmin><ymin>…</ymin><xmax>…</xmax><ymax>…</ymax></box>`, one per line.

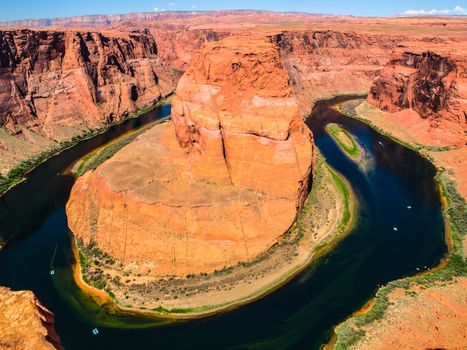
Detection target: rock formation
<box><xmin>150</xmin><ymin>27</ymin><xmax>230</xmax><ymax>71</ymax></box>
<box><xmin>271</xmin><ymin>30</ymin><xmax>402</xmax><ymax>113</ymax></box>
<box><xmin>0</xmin><ymin>28</ymin><xmax>176</xmax><ymax>132</ymax></box>
<box><xmin>368</xmin><ymin>51</ymin><xmax>467</xmax><ymax>126</ymax></box>
<box><xmin>66</xmin><ymin>37</ymin><xmax>314</xmax><ymax>277</ymax></box>
<box><xmin>0</xmin><ymin>28</ymin><xmax>175</xmax><ymax>173</ymax></box>
<box><xmin>0</xmin><ymin>287</ymin><xmax>62</xmax><ymax>350</ymax></box>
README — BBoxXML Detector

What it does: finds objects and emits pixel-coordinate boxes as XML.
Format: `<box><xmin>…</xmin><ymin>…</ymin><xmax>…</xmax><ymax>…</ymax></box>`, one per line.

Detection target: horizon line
<box><xmin>1</xmin><ymin>9</ymin><xmax>466</xmax><ymax>24</ymax></box>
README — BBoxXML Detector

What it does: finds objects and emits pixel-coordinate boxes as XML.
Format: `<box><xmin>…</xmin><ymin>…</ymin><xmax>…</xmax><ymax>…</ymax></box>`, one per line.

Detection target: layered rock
<box><xmin>150</xmin><ymin>27</ymin><xmax>230</xmax><ymax>71</ymax></box>
<box><xmin>0</xmin><ymin>287</ymin><xmax>62</xmax><ymax>350</ymax></box>
<box><xmin>271</xmin><ymin>30</ymin><xmax>402</xmax><ymax>113</ymax></box>
<box><xmin>0</xmin><ymin>28</ymin><xmax>175</xmax><ymax>174</ymax></box>
<box><xmin>66</xmin><ymin>37</ymin><xmax>314</xmax><ymax>277</ymax></box>
<box><xmin>368</xmin><ymin>51</ymin><xmax>467</xmax><ymax>125</ymax></box>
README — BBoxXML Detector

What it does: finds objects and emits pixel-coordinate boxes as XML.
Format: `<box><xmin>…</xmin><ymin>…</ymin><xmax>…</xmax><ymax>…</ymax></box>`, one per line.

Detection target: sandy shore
<box><xmin>72</xmin><ymin>153</ymin><xmax>357</xmax><ymax>318</ymax></box>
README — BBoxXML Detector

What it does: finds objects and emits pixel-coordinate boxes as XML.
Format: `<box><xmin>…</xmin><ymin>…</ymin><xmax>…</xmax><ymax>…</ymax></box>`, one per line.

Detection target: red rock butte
<box><xmin>66</xmin><ymin>37</ymin><xmax>314</xmax><ymax>277</ymax></box>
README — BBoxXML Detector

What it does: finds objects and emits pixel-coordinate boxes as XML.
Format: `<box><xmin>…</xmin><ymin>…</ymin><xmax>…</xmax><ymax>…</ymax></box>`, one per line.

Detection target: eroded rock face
<box><xmin>0</xmin><ymin>28</ymin><xmax>176</xmax><ymax>174</ymax></box>
<box><xmin>368</xmin><ymin>51</ymin><xmax>467</xmax><ymax>125</ymax></box>
<box><xmin>0</xmin><ymin>28</ymin><xmax>174</xmax><ymax>133</ymax></box>
<box><xmin>151</xmin><ymin>27</ymin><xmax>230</xmax><ymax>71</ymax></box>
<box><xmin>0</xmin><ymin>286</ymin><xmax>63</xmax><ymax>350</ymax></box>
<box><xmin>271</xmin><ymin>30</ymin><xmax>402</xmax><ymax>114</ymax></box>
<box><xmin>66</xmin><ymin>37</ymin><xmax>314</xmax><ymax>277</ymax></box>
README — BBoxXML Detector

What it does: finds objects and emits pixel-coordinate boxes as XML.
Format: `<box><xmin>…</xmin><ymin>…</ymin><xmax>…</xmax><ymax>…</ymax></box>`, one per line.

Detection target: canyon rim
<box><xmin>0</xmin><ymin>6</ymin><xmax>465</xmax><ymax>350</ymax></box>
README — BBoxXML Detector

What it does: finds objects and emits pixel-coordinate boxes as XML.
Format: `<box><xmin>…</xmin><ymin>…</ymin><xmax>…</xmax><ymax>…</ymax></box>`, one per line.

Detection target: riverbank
<box><xmin>335</xmin><ymin>99</ymin><xmax>467</xmax><ymax>199</ymax></box>
<box><xmin>72</xmin><ymin>151</ymin><xmax>357</xmax><ymax>319</ymax></box>
<box><xmin>0</xmin><ymin>95</ymin><xmax>172</xmax><ymax>196</ymax></box>
<box><xmin>329</xmin><ymin>99</ymin><xmax>467</xmax><ymax>350</ymax></box>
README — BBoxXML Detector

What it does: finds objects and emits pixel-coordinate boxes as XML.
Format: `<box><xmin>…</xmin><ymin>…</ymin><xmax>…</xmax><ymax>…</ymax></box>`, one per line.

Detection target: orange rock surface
<box><xmin>0</xmin><ymin>286</ymin><xmax>62</xmax><ymax>350</ymax></box>
<box><xmin>362</xmin><ymin>49</ymin><xmax>467</xmax><ymax>197</ymax></box>
<box><xmin>66</xmin><ymin>37</ymin><xmax>313</xmax><ymax>277</ymax></box>
<box><xmin>271</xmin><ymin>30</ymin><xmax>402</xmax><ymax>114</ymax></box>
<box><xmin>368</xmin><ymin>50</ymin><xmax>467</xmax><ymax>146</ymax></box>
<box><xmin>0</xmin><ymin>28</ymin><xmax>176</xmax><ymax>174</ymax></box>
<box><xmin>346</xmin><ymin>278</ymin><xmax>467</xmax><ymax>350</ymax></box>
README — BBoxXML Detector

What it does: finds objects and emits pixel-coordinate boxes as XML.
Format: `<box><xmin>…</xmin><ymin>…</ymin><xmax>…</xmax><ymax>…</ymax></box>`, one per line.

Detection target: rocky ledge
<box><xmin>0</xmin><ymin>286</ymin><xmax>62</xmax><ymax>350</ymax></box>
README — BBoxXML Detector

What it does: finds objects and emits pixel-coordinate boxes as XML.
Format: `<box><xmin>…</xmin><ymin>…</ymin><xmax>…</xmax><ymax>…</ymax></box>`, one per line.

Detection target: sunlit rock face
<box><xmin>270</xmin><ymin>30</ymin><xmax>402</xmax><ymax>114</ymax></box>
<box><xmin>66</xmin><ymin>37</ymin><xmax>314</xmax><ymax>277</ymax></box>
<box><xmin>0</xmin><ymin>28</ymin><xmax>176</xmax><ymax>173</ymax></box>
<box><xmin>368</xmin><ymin>51</ymin><xmax>467</xmax><ymax>125</ymax></box>
<box><xmin>0</xmin><ymin>28</ymin><xmax>176</xmax><ymax>132</ymax></box>
<box><xmin>0</xmin><ymin>286</ymin><xmax>63</xmax><ymax>350</ymax></box>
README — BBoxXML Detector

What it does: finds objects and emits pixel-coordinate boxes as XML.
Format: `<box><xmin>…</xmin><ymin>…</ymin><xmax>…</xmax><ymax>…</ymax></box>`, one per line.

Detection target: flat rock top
<box><xmin>94</xmin><ymin>122</ymin><xmax>261</xmax><ymax>206</ymax></box>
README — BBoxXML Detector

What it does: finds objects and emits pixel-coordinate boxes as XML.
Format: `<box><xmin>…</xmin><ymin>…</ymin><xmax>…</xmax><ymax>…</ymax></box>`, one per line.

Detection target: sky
<box><xmin>1</xmin><ymin>0</ymin><xmax>466</xmax><ymax>22</ymax></box>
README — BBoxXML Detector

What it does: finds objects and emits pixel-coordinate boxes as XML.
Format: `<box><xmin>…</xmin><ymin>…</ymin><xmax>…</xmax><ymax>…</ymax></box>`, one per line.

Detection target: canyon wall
<box><xmin>0</xmin><ymin>287</ymin><xmax>62</xmax><ymax>350</ymax></box>
<box><xmin>66</xmin><ymin>37</ymin><xmax>314</xmax><ymax>277</ymax></box>
<box><xmin>271</xmin><ymin>30</ymin><xmax>401</xmax><ymax>113</ymax></box>
<box><xmin>368</xmin><ymin>51</ymin><xmax>467</xmax><ymax>126</ymax></box>
<box><xmin>0</xmin><ymin>28</ymin><xmax>176</xmax><ymax>174</ymax></box>
<box><xmin>150</xmin><ymin>27</ymin><xmax>230</xmax><ymax>71</ymax></box>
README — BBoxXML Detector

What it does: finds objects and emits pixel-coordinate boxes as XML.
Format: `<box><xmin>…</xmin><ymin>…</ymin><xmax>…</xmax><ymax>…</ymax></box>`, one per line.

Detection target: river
<box><xmin>0</xmin><ymin>97</ymin><xmax>445</xmax><ymax>349</ymax></box>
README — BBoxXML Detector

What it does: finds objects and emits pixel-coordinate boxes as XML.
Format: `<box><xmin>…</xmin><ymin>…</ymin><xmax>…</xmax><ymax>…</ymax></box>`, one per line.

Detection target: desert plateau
<box><xmin>0</xmin><ymin>2</ymin><xmax>465</xmax><ymax>349</ymax></box>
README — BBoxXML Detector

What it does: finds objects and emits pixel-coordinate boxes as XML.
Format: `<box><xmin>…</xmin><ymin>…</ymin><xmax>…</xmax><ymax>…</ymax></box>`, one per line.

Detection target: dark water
<box><xmin>0</xmin><ymin>98</ymin><xmax>445</xmax><ymax>349</ymax></box>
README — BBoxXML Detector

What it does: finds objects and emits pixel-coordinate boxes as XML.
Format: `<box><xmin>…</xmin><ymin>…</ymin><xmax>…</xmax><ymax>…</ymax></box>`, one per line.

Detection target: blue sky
<box><xmin>1</xmin><ymin>0</ymin><xmax>466</xmax><ymax>21</ymax></box>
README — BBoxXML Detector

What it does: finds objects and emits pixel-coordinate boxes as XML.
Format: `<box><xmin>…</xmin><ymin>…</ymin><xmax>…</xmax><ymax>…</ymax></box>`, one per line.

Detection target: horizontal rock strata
<box><xmin>0</xmin><ymin>28</ymin><xmax>175</xmax><ymax>173</ymax></box>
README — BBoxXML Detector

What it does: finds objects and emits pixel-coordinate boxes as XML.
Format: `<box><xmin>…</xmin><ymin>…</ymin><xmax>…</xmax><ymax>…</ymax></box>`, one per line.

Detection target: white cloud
<box><xmin>154</xmin><ymin>7</ymin><xmax>159</xmax><ymax>11</ymax></box>
<box><xmin>169</xmin><ymin>2</ymin><xmax>175</xmax><ymax>6</ymax></box>
<box><xmin>191</xmin><ymin>4</ymin><xmax>197</xmax><ymax>9</ymax></box>
<box><xmin>403</xmin><ymin>5</ymin><xmax>467</xmax><ymax>16</ymax></box>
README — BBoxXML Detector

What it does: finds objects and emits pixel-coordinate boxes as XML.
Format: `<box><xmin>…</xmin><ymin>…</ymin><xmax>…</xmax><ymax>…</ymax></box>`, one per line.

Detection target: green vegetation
<box><xmin>334</xmin><ymin>173</ymin><xmax>466</xmax><ymax>350</ymax></box>
<box><xmin>337</xmin><ymin>100</ymin><xmax>459</xmax><ymax>153</ymax></box>
<box><xmin>0</xmin><ymin>139</ymin><xmax>88</xmax><ymax>193</ymax></box>
<box><xmin>76</xmin><ymin>237</ymin><xmax>116</xmax><ymax>291</ymax></box>
<box><xmin>151</xmin><ymin>306</ymin><xmax>194</xmax><ymax>314</ymax></box>
<box><xmin>325</xmin><ymin>123</ymin><xmax>361</xmax><ymax>159</ymax></box>
<box><xmin>332</xmin><ymin>100</ymin><xmax>467</xmax><ymax>350</ymax></box>
<box><xmin>0</xmin><ymin>96</ymin><xmax>171</xmax><ymax>194</ymax></box>
<box><xmin>329</xmin><ymin>169</ymin><xmax>351</xmax><ymax>233</ymax></box>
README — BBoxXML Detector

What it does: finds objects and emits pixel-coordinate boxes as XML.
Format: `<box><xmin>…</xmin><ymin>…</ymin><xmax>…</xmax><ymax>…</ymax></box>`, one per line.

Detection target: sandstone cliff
<box><xmin>150</xmin><ymin>27</ymin><xmax>230</xmax><ymax>71</ymax></box>
<box><xmin>66</xmin><ymin>37</ymin><xmax>314</xmax><ymax>277</ymax></box>
<box><xmin>0</xmin><ymin>28</ymin><xmax>175</xmax><ymax>174</ymax></box>
<box><xmin>271</xmin><ymin>30</ymin><xmax>402</xmax><ymax>113</ymax></box>
<box><xmin>368</xmin><ymin>51</ymin><xmax>467</xmax><ymax>126</ymax></box>
<box><xmin>0</xmin><ymin>287</ymin><xmax>62</xmax><ymax>350</ymax></box>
